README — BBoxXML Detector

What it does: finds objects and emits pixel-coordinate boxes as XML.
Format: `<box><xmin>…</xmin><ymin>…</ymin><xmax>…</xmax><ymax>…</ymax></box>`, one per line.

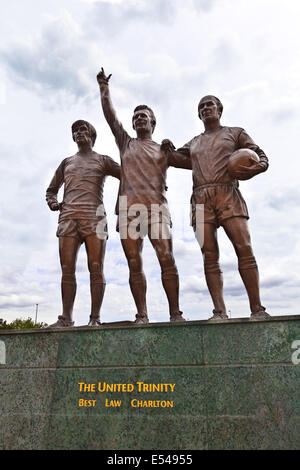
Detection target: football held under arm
<box><xmin>238</xmin><ymin>128</ymin><xmax>269</xmax><ymax>173</ymax></box>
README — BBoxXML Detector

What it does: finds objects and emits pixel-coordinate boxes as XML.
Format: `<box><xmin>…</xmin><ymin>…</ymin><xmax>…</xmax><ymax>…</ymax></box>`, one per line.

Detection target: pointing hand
<box><xmin>97</xmin><ymin>67</ymin><xmax>112</xmax><ymax>85</ymax></box>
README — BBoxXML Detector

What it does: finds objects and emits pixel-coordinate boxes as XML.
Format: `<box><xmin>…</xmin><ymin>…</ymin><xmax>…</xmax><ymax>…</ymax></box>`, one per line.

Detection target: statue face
<box><xmin>73</xmin><ymin>123</ymin><xmax>93</xmax><ymax>147</ymax></box>
<box><xmin>198</xmin><ymin>98</ymin><xmax>220</xmax><ymax>123</ymax></box>
<box><xmin>133</xmin><ymin>109</ymin><xmax>153</xmax><ymax>134</ymax></box>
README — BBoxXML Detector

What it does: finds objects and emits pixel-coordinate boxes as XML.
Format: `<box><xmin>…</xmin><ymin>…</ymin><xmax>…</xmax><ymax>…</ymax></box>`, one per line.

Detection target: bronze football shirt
<box><xmin>177</xmin><ymin>126</ymin><xmax>268</xmax><ymax>189</ymax></box>
<box><xmin>99</xmin><ymin>83</ymin><xmax>191</xmax><ymax>216</ymax></box>
<box><xmin>46</xmin><ymin>152</ymin><xmax>120</xmax><ymax>222</ymax></box>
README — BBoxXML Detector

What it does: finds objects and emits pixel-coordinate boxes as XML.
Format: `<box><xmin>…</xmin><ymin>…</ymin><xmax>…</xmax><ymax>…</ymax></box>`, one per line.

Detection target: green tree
<box><xmin>0</xmin><ymin>317</ymin><xmax>48</xmax><ymax>330</ymax></box>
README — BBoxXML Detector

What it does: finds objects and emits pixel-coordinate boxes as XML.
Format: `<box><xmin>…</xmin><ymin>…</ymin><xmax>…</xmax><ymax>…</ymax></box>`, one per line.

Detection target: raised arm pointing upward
<box><xmin>96</xmin><ymin>68</ymin><xmax>191</xmax><ymax>324</ymax></box>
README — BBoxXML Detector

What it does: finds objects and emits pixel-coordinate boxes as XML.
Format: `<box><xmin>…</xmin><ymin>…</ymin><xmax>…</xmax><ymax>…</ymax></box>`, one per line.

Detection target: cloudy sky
<box><xmin>0</xmin><ymin>0</ymin><xmax>300</xmax><ymax>326</ymax></box>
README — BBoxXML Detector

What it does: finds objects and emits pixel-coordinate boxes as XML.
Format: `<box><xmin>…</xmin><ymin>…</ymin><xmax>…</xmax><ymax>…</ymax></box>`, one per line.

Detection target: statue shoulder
<box><xmin>187</xmin><ymin>134</ymin><xmax>201</xmax><ymax>145</ymax></box>
<box><xmin>224</xmin><ymin>126</ymin><xmax>245</xmax><ymax>134</ymax></box>
<box><xmin>57</xmin><ymin>155</ymin><xmax>72</xmax><ymax>169</ymax></box>
<box><xmin>223</xmin><ymin>126</ymin><xmax>246</xmax><ymax>140</ymax></box>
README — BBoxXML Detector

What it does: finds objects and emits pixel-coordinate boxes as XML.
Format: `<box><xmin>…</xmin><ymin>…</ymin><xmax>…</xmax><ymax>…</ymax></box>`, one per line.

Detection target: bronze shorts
<box><xmin>56</xmin><ymin>218</ymin><xmax>108</xmax><ymax>243</ymax></box>
<box><xmin>191</xmin><ymin>183</ymin><xmax>249</xmax><ymax>229</ymax></box>
<box><xmin>116</xmin><ymin>205</ymin><xmax>172</xmax><ymax>238</ymax></box>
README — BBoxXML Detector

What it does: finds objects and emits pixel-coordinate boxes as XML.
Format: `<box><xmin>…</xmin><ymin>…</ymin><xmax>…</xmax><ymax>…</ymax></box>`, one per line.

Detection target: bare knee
<box><xmin>61</xmin><ymin>264</ymin><xmax>76</xmax><ymax>276</ymax></box>
<box><xmin>88</xmin><ymin>261</ymin><xmax>103</xmax><ymax>274</ymax></box>
<box><xmin>126</xmin><ymin>253</ymin><xmax>142</xmax><ymax>273</ymax></box>
<box><xmin>234</xmin><ymin>242</ymin><xmax>253</xmax><ymax>259</ymax></box>
<box><xmin>156</xmin><ymin>249</ymin><xmax>175</xmax><ymax>270</ymax></box>
<box><xmin>202</xmin><ymin>249</ymin><xmax>221</xmax><ymax>274</ymax></box>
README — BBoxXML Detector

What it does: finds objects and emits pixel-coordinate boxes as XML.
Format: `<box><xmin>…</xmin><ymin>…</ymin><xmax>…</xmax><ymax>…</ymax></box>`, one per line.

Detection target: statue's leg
<box><xmin>222</xmin><ymin>217</ymin><xmax>269</xmax><ymax>317</ymax></box>
<box><xmin>196</xmin><ymin>222</ymin><xmax>227</xmax><ymax>318</ymax></box>
<box><xmin>121</xmin><ymin>234</ymin><xmax>148</xmax><ymax>323</ymax></box>
<box><xmin>85</xmin><ymin>234</ymin><xmax>107</xmax><ymax>326</ymax></box>
<box><xmin>58</xmin><ymin>236</ymin><xmax>81</xmax><ymax>323</ymax></box>
<box><xmin>148</xmin><ymin>224</ymin><xmax>184</xmax><ymax>321</ymax></box>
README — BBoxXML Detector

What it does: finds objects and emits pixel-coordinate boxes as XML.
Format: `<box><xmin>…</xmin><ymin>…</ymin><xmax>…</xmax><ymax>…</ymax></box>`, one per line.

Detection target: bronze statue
<box><xmin>163</xmin><ymin>95</ymin><xmax>270</xmax><ymax>320</ymax></box>
<box><xmin>97</xmin><ymin>68</ymin><xmax>191</xmax><ymax>323</ymax></box>
<box><xmin>46</xmin><ymin>120</ymin><xmax>120</xmax><ymax>327</ymax></box>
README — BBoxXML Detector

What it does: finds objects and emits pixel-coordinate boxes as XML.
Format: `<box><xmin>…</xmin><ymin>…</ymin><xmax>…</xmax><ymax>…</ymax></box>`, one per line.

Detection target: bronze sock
<box><xmin>238</xmin><ymin>255</ymin><xmax>262</xmax><ymax>313</ymax></box>
<box><xmin>129</xmin><ymin>271</ymin><xmax>147</xmax><ymax>317</ymax></box>
<box><xmin>90</xmin><ymin>272</ymin><xmax>106</xmax><ymax>320</ymax></box>
<box><xmin>204</xmin><ymin>256</ymin><xmax>226</xmax><ymax>314</ymax></box>
<box><xmin>61</xmin><ymin>274</ymin><xmax>76</xmax><ymax>321</ymax></box>
<box><xmin>161</xmin><ymin>265</ymin><xmax>180</xmax><ymax>316</ymax></box>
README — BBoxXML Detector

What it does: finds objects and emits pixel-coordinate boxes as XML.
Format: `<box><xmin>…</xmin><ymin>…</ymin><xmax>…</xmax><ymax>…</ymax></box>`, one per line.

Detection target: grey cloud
<box><xmin>270</xmin><ymin>108</ymin><xmax>297</xmax><ymax>123</ymax></box>
<box><xmin>211</xmin><ymin>39</ymin><xmax>242</xmax><ymax>77</ymax></box>
<box><xmin>88</xmin><ymin>0</ymin><xmax>217</xmax><ymax>39</ymax></box>
<box><xmin>0</xmin><ymin>13</ymin><xmax>92</xmax><ymax>106</ymax></box>
<box><xmin>260</xmin><ymin>276</ymin><xmax>290</xmax><ymax>289</ymax></box>
<box><xmin>181</xmin><ymin>276</ymin><xmax>206</xmax><ymax>294</ymax></box>
<box><xmin>182</xmin><ymin>284</ymin><xmax>204</xmax><ymax>294</ymax></box>
<box><xmin>265</xmin><ymin>99</ymin><xmax>299</xmax><ymax>124</ymax></box>
<box><xmin>0</xmin><ymin>294</ymin><xmax>43</xmax><ymax>309</ymax></box>
<box><xmin>90</xmin><ymin>0</ymin><xmax>177</xmax><ymax>32</ymax></box>
<box><xmin>192</xmin><ymin>0</ymin><xmax>217</xmax><ymax>12</ymax></box>
<box><xmin>173</xmin><ymin>242</ymin><xmax>199</xmax><ymax>258</ymax></box>
<box><xmin>106</xmin><ymin>278</ymin><xmax>128</xmax><ymax>286</ymax></box>
<box><xmin>224</xmin><ymin>285</ymin><xmax>245</xmax><ymax>297</ymax></box>
<box><xmin>0</xmin><ymin>143</ymin><xmax>58</xmax><ymax>275</ymax></box>
<box><xmin>182</xmin><ymin>278</ymin><xmax>245</xmax><ymax>298</ymax></box>
<box><xmin>0</xmin><ymin>270</ymin><xmax>23</xmax><ymax>285</ymax></box>
<box><xmin>284</xmin><ymin>280</ymin><xmax>300</xmax><ymax>289</ymax></box>
<box><xmin>266</xmin><ymin>189</ymin><xmax>300</xmax><ymax>210</ymax></box>
<box><xmin>0</xmin><ymin>302</ymin><xmax>39</xmax><ymax>310</ymax></box>
<box><xmin>108</xmin><ymin>65</ymin><xmax>207</xmax><ymax>138</ymax></box>
<box><xmin>116</xmin><ymin>259</ymin><xmax>127</xmax><ymax>266</ymax></box>
<box><xmin>221</xmin><ymin>261</ymin><xmax>237</xmax><ymax>271</ymax></box>
<box><xmin>1</xmin><ymin>3</ymin><xmax>211</xmax><ymax>115</ymax></box>
<box><xmin>214</xmin><ymin>42</ymin><xmax>238</xmax><ymax>68</ymax></box>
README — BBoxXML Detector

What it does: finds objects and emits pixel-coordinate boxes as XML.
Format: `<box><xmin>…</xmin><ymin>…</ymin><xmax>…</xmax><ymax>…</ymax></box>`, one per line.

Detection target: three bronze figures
<box><xmin>46</xmin><ymin>68</ymin><xmax>270</xmax><ymax>327</ymax></box>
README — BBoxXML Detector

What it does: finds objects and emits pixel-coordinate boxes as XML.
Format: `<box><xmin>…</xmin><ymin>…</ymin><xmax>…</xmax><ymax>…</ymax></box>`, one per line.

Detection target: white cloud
<box><xmin>0</xmin><ymin>10</ymin><xmax>96</xmax><ymax>107</ymax></box>
<box><xmin>0</xmin><ymin>77</ymin><xmax>6</xmax><ymax>104</ymax></box>
<box><xmin>0</xmin><ymin>0</ymin><xmax>300</xmax><ymax>325</ymax></box>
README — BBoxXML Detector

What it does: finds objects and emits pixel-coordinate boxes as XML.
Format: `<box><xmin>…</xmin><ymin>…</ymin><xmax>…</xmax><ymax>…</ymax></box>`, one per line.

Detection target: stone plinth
<box><xmin>0</xmin><ymin>315</ymin><xmax>299</xmax><ymax>450</ymax></box>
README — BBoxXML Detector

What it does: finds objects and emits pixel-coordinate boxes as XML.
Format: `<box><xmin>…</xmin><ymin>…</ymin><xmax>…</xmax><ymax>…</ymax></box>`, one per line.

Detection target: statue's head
<box><xmin>72</xmin><ymin>120</ymin><xmax>97</xmax><ymax>147</ymax></box>
<box><xmin>132</xmin><ymin>105</ymin><xmax>156</xmax><ymax>134</ymax></box>
<box><xmin>198</xmin><ymin>95</ymin><xmax>223</xmax><ymax>121</ymax></box>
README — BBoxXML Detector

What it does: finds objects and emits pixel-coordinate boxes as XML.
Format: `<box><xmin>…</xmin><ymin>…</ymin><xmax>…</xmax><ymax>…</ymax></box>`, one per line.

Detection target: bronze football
<box><xmin>228</xmin><ymin>148</ymin><xmax>259</xmax><ymax>180</ymax></box>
